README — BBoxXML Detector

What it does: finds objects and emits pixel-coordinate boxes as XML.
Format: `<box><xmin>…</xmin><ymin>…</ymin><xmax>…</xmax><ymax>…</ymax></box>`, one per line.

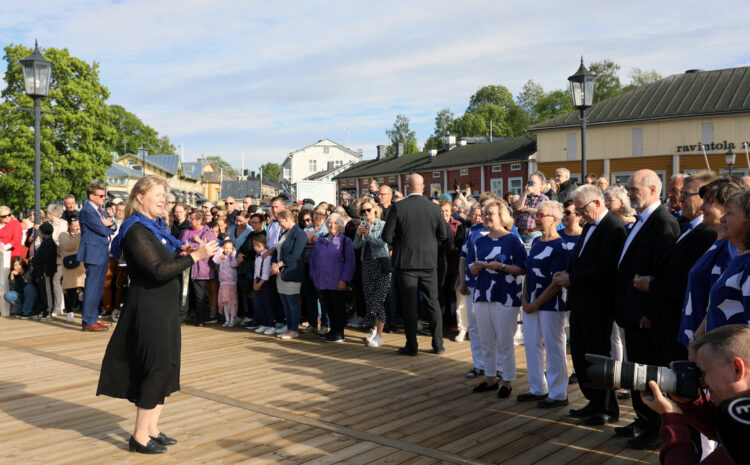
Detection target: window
<box><xmin>632</xmin><ymin>128</ymin><xmax>643</xmax><ymax>157</ymax></box>
<box><xmin>460</xmin><ymin>168</ymin><xmax>469</xmax><ymax>176</ymax></box>
<box><xmin>378</xmin><ymin>177</ymin><xmax>384</xmax><ymax>183</ymax></box>
<box><xmin>430</xmin><ymin>183</ymin><xmax>442</xmax><ymax>197</ymax></box>
<box><xmin>308</xmin><ymin>160</ymin><xmax>317</xmax><ymax>172</ymax></box>
<box><xmin>511</xmin><ymin>163</ymin><xmax>521</xmax><ymax>171</ymax></box>
<box><xmin>388</xmin><ymin>176</ymin><xmax>395</xmax><ymax>182</ymax></box>
<box><xmin>432</xmin><ymin>172</ymin><xmax>440</xmax><ymax>178</ymax></box>
<box><xmin>490</xmin><ymin>178</ymin><xmax>503</xmax><ymax>195</ymax></box>
<box><xmin>349</xmin><ymin>180</ymin><xmax>354</xmax><ymax>185</ymax></box>
<box><xmin>335</xmin><ymin>160</ymin><xmax>343</xmax><ymax>167</ymax></box>
<box><xmin>323</xmin><ymin>146</ymin><xmax>330</xmax><ymax>154</ymax></box>
<box><xmin>491</xmin><ymin>165</ymin><xmax>502</xmax><ymax>172</ymax></box>
<box><xmin>567</xmin><ymin>133</ymin><xmax>577</xmax><ymax>161</ymax></box>
<box><xmin>283</xmin><ymin>168</ymin><xmax>290</xmax><ymax>180</ymax></box>
<box><xmin>509</xmin><ymin>177</ymin><xmax>523</xmax><ymax>195</ymax></box>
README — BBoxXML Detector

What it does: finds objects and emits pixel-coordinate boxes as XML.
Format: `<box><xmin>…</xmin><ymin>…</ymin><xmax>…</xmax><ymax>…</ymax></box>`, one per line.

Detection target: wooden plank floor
<box><xmin>0</xmin><ymin>315</ymin><xmax>659</xmax><ymax>465</ymax></box>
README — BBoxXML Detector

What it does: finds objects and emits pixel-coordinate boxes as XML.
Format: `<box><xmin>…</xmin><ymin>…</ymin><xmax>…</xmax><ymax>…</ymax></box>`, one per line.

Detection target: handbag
<box><xmin>63</xmin><ymin>254</ymin><xmax>80</xmax><ymax>269</ymax></box>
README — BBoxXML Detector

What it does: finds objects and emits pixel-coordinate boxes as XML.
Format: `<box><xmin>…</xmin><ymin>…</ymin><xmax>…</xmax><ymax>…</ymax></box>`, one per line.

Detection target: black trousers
<box><xmin>64</xmin><ymin>288</ymin><xmax>80</xmax><ymax>312</ymax></box>
<box><xmin>569</xmin><ymin>309</ymin><xmax>619</xmax><ymax>418</ymax></box>
<box><xmin>302</xmin><ymin>268</ymin><xmax>320</xmax><ymax>328</ymax></box>
<box><xmin>188</xmin><ymin>279</ymin><xmax>210</xmax><ymax>323</ymax></box>
<box><xmin>395</xmin><ymin>268</ymin><xmax>443</xmax><ymax>352</ymax></box>
<box><xmin>319</xmin><ymin>290</ymin><xmax>346</xmax><ymax>337</ymax></box>
<box><xmin>268</xmin><ymin>276</ymin><xmax>285</xmax><ymax>324</ymax></box>
<box><xmin>622</xmin><ymin>322</ymin><xmax>660</xmax><ymax>432</ymax></box>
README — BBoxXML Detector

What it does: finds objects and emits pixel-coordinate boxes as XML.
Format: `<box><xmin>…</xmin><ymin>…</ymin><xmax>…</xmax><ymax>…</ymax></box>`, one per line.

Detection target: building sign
<box><xmin>676</xmin><ymin>140</ymin><xmax>749</xmax><ymax>153</ymax></box>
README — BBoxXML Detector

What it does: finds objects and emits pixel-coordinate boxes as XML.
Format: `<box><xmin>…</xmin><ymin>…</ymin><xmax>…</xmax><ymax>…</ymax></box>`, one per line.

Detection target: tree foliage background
<box><xmin>0</xmin><ymin>43</ymin><xmax>176</xmax><ymax>213</ymax></box>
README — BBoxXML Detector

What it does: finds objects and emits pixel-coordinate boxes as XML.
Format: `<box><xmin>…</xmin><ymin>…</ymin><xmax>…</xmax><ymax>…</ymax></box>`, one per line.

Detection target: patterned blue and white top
<box><xmin>678</xmin><ymin>239</ymin><xmax>737</xmax><ymax>345</ymax></box>
<box><xmin>524</xmin><ymin>237</ymin><xmax>569</xmax><ymax>312</ymax></box>
<box><xmin>557</xmin><ymin>230</ymin><xmax>581</xmax><ymax>263</ymax></box>
<box><xmin>705</xmin><ymin>252</ymin><xmax>750</xmax><ymax>332</ymax></box>
<box><xmin>467</xmin><ymin>233</ymin><xmax>527</xmax><ymax>306</ymax></box>
<box><xmin>461</xmin><ymin>223</ymin><xmax>489</xmax><ymax>288</ymax></box>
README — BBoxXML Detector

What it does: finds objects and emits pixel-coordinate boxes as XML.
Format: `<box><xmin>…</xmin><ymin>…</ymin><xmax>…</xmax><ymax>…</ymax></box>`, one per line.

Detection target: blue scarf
<box><xmin>110</xmin><ymin>212</ymin><xmax>184</xmax><ymax>260</ymax></box>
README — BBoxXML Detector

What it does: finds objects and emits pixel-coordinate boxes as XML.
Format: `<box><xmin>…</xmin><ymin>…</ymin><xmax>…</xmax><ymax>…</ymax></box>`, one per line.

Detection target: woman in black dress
<box><xmin>97</xmin><ymin>175</ymin><xmax>219</xmax><ymax>454</ymax></box>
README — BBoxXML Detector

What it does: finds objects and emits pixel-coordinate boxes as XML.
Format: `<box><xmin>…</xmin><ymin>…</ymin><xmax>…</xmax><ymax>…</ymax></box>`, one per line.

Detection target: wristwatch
<box><xmin>501</xmin><ymin>263</ymin><xmax>506</xmax><ymax>272</ymax></box>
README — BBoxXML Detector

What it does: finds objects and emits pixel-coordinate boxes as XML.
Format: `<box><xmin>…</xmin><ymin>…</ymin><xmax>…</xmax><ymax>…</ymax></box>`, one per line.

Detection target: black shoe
<box><xmin>383</xmin><ymin>325</ymin><xmax>397</xmax><ymax>334</ymax></box>
<box><xmin>465</xmin><ymin>367</ymin><xmax>484</xmax><ymax>378</ymax></box>
<box><xmin>204</xmin><ymin>318</ymin><xmax>218</xmax><ymax>324</ymax></box>
<box><xmin>568</xmin><ymin>373</ymin><xmax>578</xmax><ymax>384</ymax></box>
<box><xmin>582</xmin><ymin>413</ymin><xmax>618</xmax><ymax>426</ymax></box>
<box><xmin>322</xmin><ymin>335</ymin><xmax>345</xmax><ymax>343</ymax></box>
<box><xmin>516</xmin><ymin>392</ymin><xmax>548</xmax><ymax>402</ymax></box>
<box><xmin>569</xmin><ymin>403</ymin><xmax>597</xmax><ymax>418</ymax></box>
<box><xmin>128</xmin><ymin>436</ymin><xmax>167</xmax><ymax>454</ymax></box>
<box><xmin>497</xmin><ymin>385</ymin><xmax>513</xmax><ymax>398</ymax></box>
<box><xmin>397</xmin><ymin>347</ymin><xmax>418</xmax><ymax>356</ymax></box>
<box><xmin>614</xmin><ymin>420</ymin><xmax>646</xmax><ymax>438</ymax></box>
<box><xmin>432</xmin><ymin>346</ymin><xmax>445</xmax><ymax>355</ymax></box>
<box><xmin>538</xmin><ymin>398</ymin><xmax>569</xmax><ymax>408</ymax></box>
<box><xmin>473</xmin><ymin>381</ymin><xmax>499</xmax><ymax>393</ymax></box>
<box><xmin>627</xmin><ymin>431</ymin><xmax>660</xmax><ymax>450</ymax></box>
<box><xmin>150</xmin><ymin>432</ymin><xmax>178</xmax><ymax>446</ymax></box>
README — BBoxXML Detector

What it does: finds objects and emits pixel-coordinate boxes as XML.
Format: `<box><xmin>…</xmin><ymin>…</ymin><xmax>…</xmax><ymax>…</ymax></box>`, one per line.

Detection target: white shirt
<box><xmin>618</xmin><ymin>200</ymin><xmax>660</xmax><ymax>266</ymax></box>
<box><xmin>676</xmin><ymin>214</ymin><xmax>703</xmax><ymax>243</ymax></box>
<box><xmin>579</xmin><ymin>208</ymin><xmax>609</xmax><ymax>257</ymax></box>
<box><xmin>254</xmin><ymin>252</ymin><xmax>272</xmax><ymax>281</ymax></box>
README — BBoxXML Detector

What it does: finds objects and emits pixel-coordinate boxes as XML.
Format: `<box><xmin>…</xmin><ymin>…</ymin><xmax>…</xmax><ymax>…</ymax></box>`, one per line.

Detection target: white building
<box><xmin>281</xmin><ymin>139</ymin><xmax>363</xmax><ymax>185</ymax></box>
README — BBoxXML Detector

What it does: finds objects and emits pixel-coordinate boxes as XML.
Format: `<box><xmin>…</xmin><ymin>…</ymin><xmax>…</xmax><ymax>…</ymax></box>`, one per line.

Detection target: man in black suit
<box><xmin>614</xmin><ymin>169</ymin><xmax>680</xmax><ymax>449</ymax></box>
<box><xmin>382</xmin><ymin>173</ymin><xmax>449</xmax><ymax>355</ymax></box>
<box><xmin>553</xmin><ymin>184</ymin><xmax>626</xmax><ymax>426</ymax></box>
<box><xmin>632</xmin><ymin>172</ymin><xmax>717</xmax><ymax>364</ymax></box>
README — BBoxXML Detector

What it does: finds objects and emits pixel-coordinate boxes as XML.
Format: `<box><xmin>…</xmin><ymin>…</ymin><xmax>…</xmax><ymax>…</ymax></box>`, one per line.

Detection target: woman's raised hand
<box><xmin>190</xmin><ymin>236</ymin><xmax>220</xmax><ymax>261</ymax></box>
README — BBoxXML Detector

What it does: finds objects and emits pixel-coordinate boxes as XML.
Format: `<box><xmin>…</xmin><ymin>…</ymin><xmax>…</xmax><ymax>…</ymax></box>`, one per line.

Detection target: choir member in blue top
<box><xmin>558</xmin><ymin>200</ymin><xmax>583</xmax><ymax>262</ymax></box>
<box><xmin>705</xmin><ymin>191</ymin><xmax>750</xmax><ymax>332</ymax></box>
<box><xmin>467</xmin><ymin>200</ymin><xmax>526</xmax><ymax>398</ymax></box>
<box><xmin>517</xmin><ymin>201</ymin><xmax>570</xmax><ymax>408</ymax></box>
<box><xmin>680</xmin><ymin>177</ymin><xmax>745</xmax><ymax>344</ymax></box>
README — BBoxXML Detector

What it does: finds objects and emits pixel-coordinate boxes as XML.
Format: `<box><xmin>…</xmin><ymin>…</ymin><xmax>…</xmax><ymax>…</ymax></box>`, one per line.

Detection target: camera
<box><xmin>584</xmin><ymin>354</ymin><xmax>703</xmax><ymax>400</ymax></box>
<box><xmin>360</xmin><ymin>217</ymin><xmax>367</xmax><ymax>228</ymax></box>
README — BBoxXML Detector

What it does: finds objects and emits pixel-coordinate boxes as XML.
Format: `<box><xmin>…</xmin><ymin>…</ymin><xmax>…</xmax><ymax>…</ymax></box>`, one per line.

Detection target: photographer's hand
<box><xmin>641</xmin><ymin>380</ymin><xmax>683</xmax><ymax>415</ymax></box>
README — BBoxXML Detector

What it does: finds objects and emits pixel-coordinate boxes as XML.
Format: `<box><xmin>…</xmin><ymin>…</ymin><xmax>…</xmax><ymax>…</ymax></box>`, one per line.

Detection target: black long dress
<box><xmin>97</xmin><ymin>223</ymin><xmax>194</xmax><ymax>409</ymax></box>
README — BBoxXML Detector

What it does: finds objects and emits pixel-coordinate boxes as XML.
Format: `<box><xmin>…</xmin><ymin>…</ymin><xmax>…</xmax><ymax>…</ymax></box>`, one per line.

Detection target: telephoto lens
<box><xmin>583</xmin><ymin>354</ymin><xmax>702</xmax><ymax>400</ymax></box>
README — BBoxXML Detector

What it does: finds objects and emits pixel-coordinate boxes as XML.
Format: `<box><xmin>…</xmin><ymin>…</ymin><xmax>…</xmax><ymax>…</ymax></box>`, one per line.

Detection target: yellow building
<box><xmin>528</xmin><ymin>66</ymin><xmax>750</xmax><ymax>191</ymax></box>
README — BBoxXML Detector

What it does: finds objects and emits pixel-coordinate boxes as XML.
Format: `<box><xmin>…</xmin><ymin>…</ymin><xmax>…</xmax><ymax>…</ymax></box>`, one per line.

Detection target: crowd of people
<box><xmin>2</xmin><ymin>167</ymin><xmax>750</xmax><ymax>462</ymax></box>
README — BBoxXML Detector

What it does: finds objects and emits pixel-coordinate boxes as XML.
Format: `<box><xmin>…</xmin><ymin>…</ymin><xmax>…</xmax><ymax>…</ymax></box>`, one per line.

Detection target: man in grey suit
<box><xmin>383</xmin><ymin>174</ymin><xmax>449</xmax><ymax>356</ymax></box>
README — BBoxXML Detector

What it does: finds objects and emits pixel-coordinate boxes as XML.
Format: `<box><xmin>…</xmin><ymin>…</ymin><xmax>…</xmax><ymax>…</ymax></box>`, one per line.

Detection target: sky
<box><xmin>2</xmin><ymin>0</ymin><xmax>750</xmax><ymax>172</ymax></box>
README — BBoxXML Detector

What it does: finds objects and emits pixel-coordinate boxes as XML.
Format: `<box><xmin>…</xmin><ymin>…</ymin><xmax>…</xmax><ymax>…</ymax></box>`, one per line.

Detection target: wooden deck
<box><xmin>0</xmin><ymin>316</ymin><xmax>659</xmax><ymax>464</ymax></box>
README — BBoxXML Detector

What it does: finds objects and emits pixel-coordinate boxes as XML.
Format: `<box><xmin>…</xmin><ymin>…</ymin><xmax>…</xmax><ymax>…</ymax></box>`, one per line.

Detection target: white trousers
<box><xmin>466</xmin><ymin>289</ymin><xmax>502</xmax><ymax>373</ymax></box>
<box><xmin>52</xmin><ymin>264</ymin><xmax>64</xmax><ymax>313</ymax></box>
<box><xmin>455</xmin><ymin>286</ymin><xmax>468</xmax><ymax>332</ymax></box>
<box><xmin>523</xmin><ymin>310</ymin><xmax>569</xmax><ymax>400</ymax></box>
<box><xmin>610</xmin><ymin>321</ymin><xmax>626</xmax><ymax>362</ymax></box>
<box><xmin>475</xmin><ymin>302</ymin><xmax>518</xmax><ymax>381</ymax></box>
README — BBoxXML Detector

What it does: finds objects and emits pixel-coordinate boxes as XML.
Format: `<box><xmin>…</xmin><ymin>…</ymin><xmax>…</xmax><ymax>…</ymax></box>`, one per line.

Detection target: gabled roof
<box><xmin>333</xmin><ymin>137</ymin><xmax>536</xmax><ymax>179</ymax></box>
<box><xmin>303</xmin><ymin>161</ymin><xmax>353</xmax><ymax>181</ymax></box>
<box><xmin>283</xmin><ymin>139</ymin><xmax>363</xmax><ymax>166</ymax></box>
<box><xmin>106</xmin><ymin>163</ymin><xmax>141</xmax><ymax>178</ymax></box>
<box><xmin>528</xmin><ymin>66</ymin><xmax>750</xmax><ymax>131</ymax></box>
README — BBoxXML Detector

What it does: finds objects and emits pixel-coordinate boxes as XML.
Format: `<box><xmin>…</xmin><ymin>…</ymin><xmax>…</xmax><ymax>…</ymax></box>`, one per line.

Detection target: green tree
<box><xmin>534</xmin><ymin>89</ymin><xmax>575</xmax><ymax>122</ymax></box>
<box><xmin>423</xmin><ymin>135</ymin><xmax>444</xmax><ymax>151</ymax></box>
<box><xmin>434</xmin><ymin>108</ymin><xmax>455</xmax><ymax>138</ymax></box>
<box><xmin>385</xmin><ymin>114</ymin><xmax>418</xmax><ymax>157</ymax></box>
<box><xmin>466</xmin><ymin>85</ymin><xmax>514</xmax><ymax>113</ymax></box>
<box><xmin>0</xmin><ymin>43</ymin><xmax>115</xmax><ymax>212</ymax></box>
<box><xmin>260</xmin><ymin>162</ymin><xmax>281</xmax><ymax>183</ymax></box>
<box><xmin>589</xmin><ymin>59</ymin><xmax>623</xmax><ymax>103</ymax></box>
<box><xmin>516</xmin><ymin>80</ymin><xmax>545</xmax><ymax>122</ymax></box>
<box><xmin>622</xmin><ymin>67</ymin><xmax>664</xmax><ymax>93</ymax></box>
<box><xmin>108</xmin><ymin>104</ymin><xmax>175</xmax><ymax>156</ymax></box>
<box><xmin>205</xmin><ymin>155</ymin><xmax>237</xmax><ymax>177</ymax></box>
<box><xmin>450</xmin><ymin>112</ymin><xmax>487</xmax><ymax>137</ymax></box>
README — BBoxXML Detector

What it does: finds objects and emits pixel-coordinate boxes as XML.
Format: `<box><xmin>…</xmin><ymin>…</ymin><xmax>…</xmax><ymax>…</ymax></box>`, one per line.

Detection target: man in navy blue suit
<box><xmin>76</xmin><ymin>183</ymin><xmax>116</xmax><ymax>331</ymax></box>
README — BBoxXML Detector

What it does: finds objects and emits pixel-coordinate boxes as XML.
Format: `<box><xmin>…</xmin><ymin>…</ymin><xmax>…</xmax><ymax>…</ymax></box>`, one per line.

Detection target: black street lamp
<box><xmin>725</xmin><ymin>148</ymin><xmax>736</xmax><ymax>177</ymax></box>
<box><xmin>20</xmin><ymin>40</ymin><xmax>53</xmax><ymax>229</ymax></box>
<box><xmin>568</xmin><ymin>57</ymin><xmax>596</xmax><ymax>181</ymax></box>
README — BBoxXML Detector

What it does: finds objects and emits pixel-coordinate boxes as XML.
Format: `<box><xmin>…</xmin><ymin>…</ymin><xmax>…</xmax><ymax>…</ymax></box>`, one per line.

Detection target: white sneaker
<box><xmin>51</xmin><ymin>309</ymin><xmax>63</xmax><ymax>317</ymax></box>
<box><xmin>275</xmin><ymin>324</ymin><xmax>287</xmax><ymax>334</ymax></box>
<box><xmin>367</xmin><ymin>335</ymin><xmax>383</xmax><ymax>347</ymax></box>
<box><xmin>241</xmin><ymin>317</ymin><xmax>252</xmax><ymax>324</ymax></box>
<box><xmin>254</xmin><ymin>326</ymin><xmax>267</xmax><ymax>333</ymax></box>
<box><xmin>454</xmin><ymin>329</ymin><xmax>467</xmax><ymax>342</ymax></box>
<box><xmin>365</xmin><ymin>328</ymin><xmax>378</xmax><ymax>343</ymax></box>
<box><xmin>66</xmin><ymin>312</ymin><xmax>75</xmax><ymax>323</ymax></box>
<box><xmin>263</xmin><ymin>327</ymin><xmax>276</xmax><ymax>335</ymax></box>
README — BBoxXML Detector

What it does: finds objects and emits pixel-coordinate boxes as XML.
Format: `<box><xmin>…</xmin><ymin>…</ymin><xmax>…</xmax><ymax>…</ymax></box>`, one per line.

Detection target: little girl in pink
<box><xmin>212</xmin><ymin>240</ymin><xmax>239</xmax><ymax>327</ymax></box>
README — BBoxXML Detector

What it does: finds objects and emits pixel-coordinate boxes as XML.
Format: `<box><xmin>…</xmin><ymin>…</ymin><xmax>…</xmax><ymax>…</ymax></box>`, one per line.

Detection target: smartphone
<box><xmin>528</xmin><ymin>180</ymin><xmax>535</xmax><ymax>186</ymax></box>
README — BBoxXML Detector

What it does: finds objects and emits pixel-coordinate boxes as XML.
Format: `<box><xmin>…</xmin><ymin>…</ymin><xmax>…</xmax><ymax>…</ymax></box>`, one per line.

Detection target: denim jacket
<box><xmin>353</xmin><ymin>218</ymin><xmax>389</xmax><ymax>260</ymax></box>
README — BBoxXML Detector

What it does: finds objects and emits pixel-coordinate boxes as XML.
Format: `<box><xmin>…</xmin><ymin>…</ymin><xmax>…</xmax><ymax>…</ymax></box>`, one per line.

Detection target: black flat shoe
<box><xmin>473</xmin><ymin>381</ymin><xmax>499</xmax><ymax>393</ymax></box>
<box><xmin>497</xmin><ymin>385</ymin><xmax>513</xmax><ymax>398</ymax></box>
<box><xmin>582</xmin><ymin>413</ymin><xmax>618</xmax><ymax>426</ymax></box>
<box><xmin>569</xmin><ymin>403</ymin><xmax>596</xmax><ymax>418</ymax></box>
<box><xmin>129</xmin><ymin>436</ymin><xmax>167</xmax><ymax>454</ymax></box>
<box><xmin>150</xmin><ymin>432</ymin><xmax>178</xmax><ymax>446</ymax></box>
<box><xmin>397</xmin><ymin>347</ymin><xmax>418</xmax><ymax>356</ymax></box>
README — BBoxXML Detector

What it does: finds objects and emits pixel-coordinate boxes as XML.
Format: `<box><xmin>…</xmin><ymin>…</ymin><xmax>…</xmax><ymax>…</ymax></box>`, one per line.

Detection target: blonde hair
<box><xmin>276</xmin><ymin>209</ymin><xmax>295</xmax><ymax>222</ymax></box>
<box><xmin>359</xmin><ymin>200</ymin><xmax>382</xmax><ymax>220</ymax></box>
<box><xmin>483</xmin><ymin>200</ymin><xmax>513</xmax><ymax>231</ymax></box>
<box><xmin>124</xmin><ymin>175</ymin><xmax>168</xmax><ymax>218</ymax></box>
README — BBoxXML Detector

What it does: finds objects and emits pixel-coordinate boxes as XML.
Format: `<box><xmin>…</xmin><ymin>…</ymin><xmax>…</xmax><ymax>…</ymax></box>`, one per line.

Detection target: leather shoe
<box><xmin>129</xmin><ymin>436</ymin><xmax>167</xmax><ymax>454</ymax></box>
<box><xmin>538</xmin><ymin>398</ymin><xmax>568</xmax><ymax>408</ymax></box>
<box><xmin>497</xmin><ymin>385</ymin><xmax>513</xmax><ymax>398</ymax></box>
<box><xmin>432</xmin><ymin>346</ymin><xmax>445</xmax><ymax>355</ymax></box>
<box><xmin>150</xmin><ymin>432</ymin><xmax>177</xmax><ymax>446</ymax></box>
<box><xmin>82</xmin><ymin>323</ymin><xmax>108</xmax><ymax>332</ymax></box>
<box><xmin>472</xmin><ymin>381</ymin><xmax>499</xmax><ymax>393</ymax></box>
<box><xmin>516</xmin><ymin>392</ymin><xmax>548</xmax><ymax>402</ymax></box>
<box><xmin>582</xmin><ymin>413</ymin><xmax>618</xmax><ymax>426</ymax></box>
<box><xmin>397</xmin><ymin>347</ymin><xmax>417</xmax><ymax>356</ymax></box>
<box><xmin>627</xmin><ymin>431</ymin><xmax>660</xmax><ymax>450</ymax></box>
<box><xmin>96</xmin><ymin>320</ymin><xmax>112</xmax><ymax>327</ymax></box>
<box><xmin>569</xmin><ymin>403</ymin><xmax>596</xmax><ymax>417</ymax></box>
<box><xmin>614</xmin><ymin>420</ymin><xmax>646</xmax><ymax>438</ymax></box>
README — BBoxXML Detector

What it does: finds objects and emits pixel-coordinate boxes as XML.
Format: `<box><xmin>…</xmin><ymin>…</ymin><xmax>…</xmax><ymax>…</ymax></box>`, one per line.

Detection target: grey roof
<box><xmin>144</xmin><ymin>154</ymin><xmax>180</xmax><ymax>174</ymax></box>
<box><xmin>106</xmin><ymin>163</ymin><xmax>140</xmax><ymax>178</ymax></box>
<box><xmin>333</xmin><ymin>137</ymin><xmax>536</xmax><ymax>179</ymax></box>
<box><xmin>528</xmin><ymin>66</ymin><xmax>750</xmax><ymax>131</ymax></box>
<box><xmin>303</xmin><ymin>162</ymin><xmax>353</xmax><ymax>181</ymax></box>
<box><xmin>181</xmin><ymin>162</ymin><xmax>202</xmax><ymax>180</ymax></box>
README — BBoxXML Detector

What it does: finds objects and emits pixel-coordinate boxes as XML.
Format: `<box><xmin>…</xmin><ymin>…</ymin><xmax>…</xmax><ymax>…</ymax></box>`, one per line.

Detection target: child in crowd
<box><xmin>213</xmin><ymin>239</ymin><xmax>238</xmax><ymax>327</ymax></box>
<box><xmin>31</xmin><ymin>222</ymin><xmax>58</xmax><ymax>319</ymax></box>
<box><xmin>4</xmin><ymin>256</ymin><xmax>37</xmax><ymax>318</ymax></box>
<box><xmin>252</xmin><ymin>235</ymin><xmax>275</xmax><ymax>335</ymax></box>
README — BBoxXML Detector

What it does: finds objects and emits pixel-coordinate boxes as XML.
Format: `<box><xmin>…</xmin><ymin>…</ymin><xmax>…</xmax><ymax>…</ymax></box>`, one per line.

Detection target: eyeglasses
<box><xmin>361</xmin><ymin>208</ymin><xmax>372</xmax><ymax>213</ymax></box>
<box><xmin>535</xmin><ymin>212</ymin><xmax>555</xmax><ymax>219</ymax></box>
<box><xmin>0</xmin><ymin>214</ymin><xmax>10</xmax><ymax>219</ymax></box>
<box><xmin>680</xmin><ymin>191</ymin><xmax>700</xmax><ymax>199</ymax></box>
<box><xmin>563</xmin><ymin>210</ymin><xmax>577</xmax><ymax>216</ymax></box>
<box><xmin>304</xmin><ymin>218</ymin><xmax>313</xmax><ymax>223</ymax></box>
<box><xmin>94</xmin><ymin>194</ymin><xmax>106</xmax><ymax>198</ymax></box>
<box><xmin>575</xmin><ymin>200</ymin><xmax>594</xmax><ymax>213</ymax></box>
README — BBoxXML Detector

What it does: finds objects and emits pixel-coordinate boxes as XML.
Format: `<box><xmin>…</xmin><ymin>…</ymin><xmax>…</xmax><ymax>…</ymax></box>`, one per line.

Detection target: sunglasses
<box><xmin>0</xmin><ymin>214</ymin><xmax>10</xmax><ymax>219</ymax></box>
<box><xmin>563</xmin><ymin>210</ymin><xmax>577</xmax><ymax>216</ymax></box>
<box><xmin>94</xmin><ymin>194</ymin><xmax>106</xmax><ymax>198</ymax></box>
<box><xmin>226</xmin><ymin>202</ymin><xmax>234</xmax><ymax>205</ymax></box>
<box><xmin>304</xmin><ymin>218</ymin><xmax>313</xmax><ymax>223</ymax></box>
<box><xmin>361</xmin><ymin>208</ymin><xmax>372</xmax><ymax>213</ymax></box>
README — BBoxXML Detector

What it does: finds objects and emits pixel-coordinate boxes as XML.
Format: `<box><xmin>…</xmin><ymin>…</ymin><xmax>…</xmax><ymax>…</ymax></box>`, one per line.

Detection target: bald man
<box><xmin>382</xmin><ymin>173</ymin><xmax>449</xmax><ymax>355</ymax></box>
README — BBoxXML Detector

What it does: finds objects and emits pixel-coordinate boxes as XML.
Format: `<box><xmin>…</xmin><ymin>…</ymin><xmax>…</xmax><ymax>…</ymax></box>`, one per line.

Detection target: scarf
<box><xmin>111</xmin><ymin>212</ymin><xmax>184</xmax><ymax>260</ymax></box>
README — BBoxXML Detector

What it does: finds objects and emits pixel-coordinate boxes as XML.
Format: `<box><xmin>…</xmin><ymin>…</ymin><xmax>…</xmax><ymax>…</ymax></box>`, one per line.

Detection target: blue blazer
<box><xmin>273</xmin><ymin>224</ymin><xmax>307</xmax><ymax>283</ymax></box>
<box><xmin>76</xmin><ymin>202</ymin><xmax>115</xmax><ymax>265</ymax></box>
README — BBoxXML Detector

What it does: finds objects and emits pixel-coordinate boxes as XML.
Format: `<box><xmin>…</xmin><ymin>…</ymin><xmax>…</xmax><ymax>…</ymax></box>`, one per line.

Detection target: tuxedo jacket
<box><xmin>382</xmin><ymin>194</ymin><xmax>448</xmax><ymax>271</ymax></box>
<box><xmin>566</xmin><ymin>211</ymin><xmax>626</xmax><ymax>317</ymax></box>
<box><xmin>613</xmin><ymin>204</ymin><xmax>680</xmax><ymax>325</ymax></box>
<box><xmin>76</xmin><ymin>202</ymin><xmax>115</xmax><ymax>266</ymax></box>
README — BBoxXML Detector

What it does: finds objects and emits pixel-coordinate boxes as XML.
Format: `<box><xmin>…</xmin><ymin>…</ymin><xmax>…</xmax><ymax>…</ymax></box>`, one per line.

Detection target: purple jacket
<box><xmin>181</xmin><ymin>225</ymin><xmax>217</xmax><ymax>280</ymax></box>
<box><xmin>309</xmin><ymin>234</ymin><xmax>355</xmax><ymax>291</ymax></box>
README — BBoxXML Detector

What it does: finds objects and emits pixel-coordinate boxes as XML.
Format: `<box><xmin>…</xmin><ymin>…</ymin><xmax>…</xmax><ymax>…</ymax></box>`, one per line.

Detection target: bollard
<box><xmin>0</xmin><ymin>251</ymin><xmax>10</xmax><ymax>316</ymax></box>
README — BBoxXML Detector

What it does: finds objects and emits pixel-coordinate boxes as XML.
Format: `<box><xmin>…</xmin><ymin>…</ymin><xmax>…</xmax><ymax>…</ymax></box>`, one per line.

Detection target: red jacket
<box><xmin>660</xmin><ymin>396</ymin><xmax>733</xmax><ymax>464</ymax></box>
<box><xmin>0</xmin><ymin>218</ymin><xmax>24</xmax><ymax>259</ymax></box>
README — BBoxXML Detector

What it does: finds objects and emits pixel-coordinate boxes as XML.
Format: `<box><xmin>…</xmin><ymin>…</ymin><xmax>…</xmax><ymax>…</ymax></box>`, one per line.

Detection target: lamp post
<box><xmin>568</xmin><ymin>57</ymin><xmax>596</xmax><ymax>181</ymax></box>
<box><xmin>725</xmin><ymin>148</ymin><xmax>736</xmax><ymax>177</ymax></box>
<box><xmin>20</xmin><ymin>40</ymin><xmax>53</xmax><ymax>229</ymax></box>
